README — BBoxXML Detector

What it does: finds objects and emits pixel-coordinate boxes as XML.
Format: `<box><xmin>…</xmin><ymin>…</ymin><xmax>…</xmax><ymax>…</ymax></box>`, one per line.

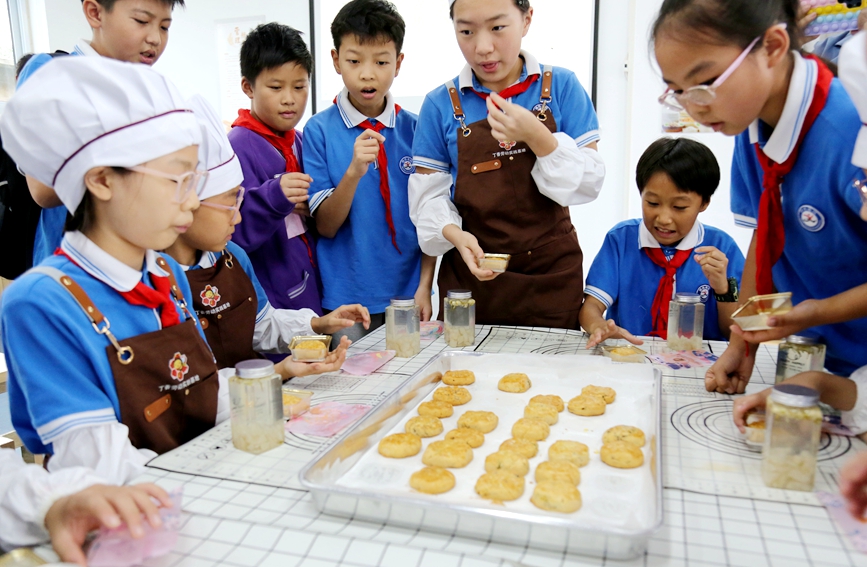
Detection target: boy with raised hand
<box><xmin>18</xmin><ymin>0</ymin><xmax>185</xmax><ymax>267</ymax></box>
<box><xmin>229</xmin><ymin>23</ymin><xmax>323</xmax><ymax>317</ymax></box>
<box><xmin>303</xmin><ymin>0</ymin><xmax>434</xmax><ymax>341</ymax></box>
<box><xmin>580</xmin><ymin>138</ymin><xmax>744</xmax><ymax>347</ymax></box>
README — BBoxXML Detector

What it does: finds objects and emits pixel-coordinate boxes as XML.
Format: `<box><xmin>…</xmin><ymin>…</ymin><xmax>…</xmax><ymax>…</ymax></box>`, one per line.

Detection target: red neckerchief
<box><xmin>470</xmin><ymin>73</ymin><xmax>540</xmax><ymax>106</ymax></box>
<box><xmin>232</xmin><ymin>109</ymin><xmax>299</xmax><ymax>172</ymax></box>
<box><xmin>644</xmin><ymin>247</ymin><xmax>694</xmax><ymax>339</ymax></box>
<box><xmin>348</xmin><ymin>101</ymin><xmax>404</xmax><ymax>253</ymax></box>
<box><xmin>232</xmin><ymin>109</ymin><xmax>315</xmax><ymax>267</ymax></box>
<box><xmin>754</xmin><ymin>55</ymin><xmax>833</xmax><ymax>295</ymax></box>
<box><xmin>56</xmin><ymin>249</ymin><xmax>181</xmax><ymax>328</ymax></box>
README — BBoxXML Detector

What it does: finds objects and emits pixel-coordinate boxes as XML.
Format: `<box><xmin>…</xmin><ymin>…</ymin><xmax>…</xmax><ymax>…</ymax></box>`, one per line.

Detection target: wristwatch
<box><xmin>714</xmin><ymin>277</ymin><xmax>740</xmax><ymax>303</ymax></box>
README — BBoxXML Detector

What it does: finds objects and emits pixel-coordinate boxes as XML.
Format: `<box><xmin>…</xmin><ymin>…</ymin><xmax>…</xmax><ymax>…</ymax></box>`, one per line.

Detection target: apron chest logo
<box><xmin>498</xmin><ymin>140</ymin><xmax>517</xmax><ymax>151</ymax></box>
<box><xmin>169</xmin><ymin>352</ymin><xmax>190</xmax><ymax>382</ymax></box>
<box><xmin>200</xmin><ymin>285</ymin><xmax>221</xmax><ymax>308</ymax></box>
<box><xmin>399</xmin><ymin>156</ymin><xmax>415</xmax><ymax>174</ymax></box>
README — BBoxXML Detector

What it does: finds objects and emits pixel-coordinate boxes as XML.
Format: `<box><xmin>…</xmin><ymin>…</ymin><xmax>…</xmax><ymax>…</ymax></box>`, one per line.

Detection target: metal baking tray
<box><xmin>300</xmin><ymin>352</ymin><xmax>663</xmax><ymax>559</ymax></box>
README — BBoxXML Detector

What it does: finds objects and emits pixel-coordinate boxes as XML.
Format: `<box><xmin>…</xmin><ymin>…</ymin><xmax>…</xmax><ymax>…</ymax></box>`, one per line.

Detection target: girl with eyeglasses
<box><xmin>653</xmin><ymin>0</ymin><xmax>867</xmax><ymax>394</ymax></box>
<box><xmin>0</xmin><ymin>57</ymin><xmax>224</xmax><ymax>485</ymax></box>
<box><xmin>164</xmin><ymin>96</ymin><xmax>369</xmax><ymax>379</ymax></box>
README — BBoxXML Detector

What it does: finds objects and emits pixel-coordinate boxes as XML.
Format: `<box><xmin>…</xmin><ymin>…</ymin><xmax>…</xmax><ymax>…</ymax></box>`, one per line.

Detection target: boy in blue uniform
<box><xmin>164</xmin><ymin>95</ymin><xmax>368</xmax><ymax>377</ymax></box>
<box><xmin>304</xmin><ymin>0</ymin><xmax>434</xmax><ymax>340</ymax></box>
<box><xmin>18</xmin><ymin>0</ymin><xmax>186</xmax><ymax>267</ymax></box>
<box><xmin>580</xmin><ymin>138</ymin><xmax>744</xmax><ymax>347</ymax></box>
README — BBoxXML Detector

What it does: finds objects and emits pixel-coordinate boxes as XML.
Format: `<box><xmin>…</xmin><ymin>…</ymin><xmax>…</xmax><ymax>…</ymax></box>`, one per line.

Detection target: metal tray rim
<box><xmin>299</xmin><ymin>351</ymin><xmax>665</xmax><ymax>539</ymax></box>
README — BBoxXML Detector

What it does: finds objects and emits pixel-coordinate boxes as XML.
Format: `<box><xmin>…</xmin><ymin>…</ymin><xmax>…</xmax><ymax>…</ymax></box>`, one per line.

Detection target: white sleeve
<box><xmin>47</xmin><ymin>424</ymin><xmax>156</xmax><ymax>486</ymax></box>
<box><xmin>216</xmin><ymin>367</ymin><xmax>232</xmax><ymax>425</ymax></box>
<box><xmin>0</xmin><ymin>449</ymin><xmax>105</xmax><ymax>549</ymax></box>
<box><xmin>843</xmin><ymin>366</ymin><xmax>867</xmax><ymax>435</ymax></box>
<box><xmin>408</xmin><ymin>171</ymin><xmax>463</xmax><ymax>256</ymax></box>
<box><xmin>531</xmin><ymin>132</ymin><xmax>606</xmax><ymax>207</ymax></box>
<box><xmin>252</xmin><ymin>303</ymin><xmax>316</xmax><ymax>354</ymax></box>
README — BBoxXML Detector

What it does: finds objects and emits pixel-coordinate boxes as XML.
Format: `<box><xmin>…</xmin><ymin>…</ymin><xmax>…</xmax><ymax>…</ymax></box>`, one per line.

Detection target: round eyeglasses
<box><xmin>199</xmin><ymin>187</ymin><xmax>245</xmax><ymax>223</ymax></box>
<box><xmin>127</xmin><ymin>165</ymin><xmax>209</xmax><ymax>203</ymax></box>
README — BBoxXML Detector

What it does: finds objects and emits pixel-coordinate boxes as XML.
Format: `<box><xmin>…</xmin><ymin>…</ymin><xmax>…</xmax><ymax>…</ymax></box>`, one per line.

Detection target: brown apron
<box><xmin>36</xmin><ymin>259</ymin><xmax>219</xmax><ymax>455</ymax></box>
<box><xmin>184</xmin><ymin>250</ymin><xmax>259</xmax><ymax>369</ymax></box>
<box><xmin>439</xmin><ymin>66</ymin><xmax>585</xmax><ymax>329</ymax></box>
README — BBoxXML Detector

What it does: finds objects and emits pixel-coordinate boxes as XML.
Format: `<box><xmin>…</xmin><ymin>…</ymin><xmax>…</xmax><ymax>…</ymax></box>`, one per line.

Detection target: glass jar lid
<box><xmin>390</xmin><ymin>296</ymin><xmax>416</xmax><ymax>308</ymax></box>
<box><xmin>674</xmin><ymin>292</ymin><xmax>701</xmax><ymax>304</ymax></box>
<box><xmin>236</xmin><ymin>359</ymin><xmax>276</xmax><ymax>379</ymax></box>
<box><xmin>770</xmin><ymin>383</ymin><xmax>820</xmax><ymax>407</ymax></box>
<box><xmin>785</xmin><ymin>335</ymin><xmax>818</xmax><ymax>346</ymax></box>
<box><xmin>447</xmin><ymin>289</ymin><xmax>472</xmax><ymax>299</ymax></box>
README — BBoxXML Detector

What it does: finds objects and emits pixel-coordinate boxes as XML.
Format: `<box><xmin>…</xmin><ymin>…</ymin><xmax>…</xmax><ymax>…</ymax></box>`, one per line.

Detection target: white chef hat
<box><xmin>0</xmin><ymin>56</ymin><xmax>201</xmax><ymax>212</ymax></box>
<box><xmin>839</xmin><ymin>31</ymin><xmax>867</xmax><ymax>170</ymax></box>
<box><xmin>185</xmin><ymin>95</ymin><xmax>243</xmax><ymax>200</ymax></box>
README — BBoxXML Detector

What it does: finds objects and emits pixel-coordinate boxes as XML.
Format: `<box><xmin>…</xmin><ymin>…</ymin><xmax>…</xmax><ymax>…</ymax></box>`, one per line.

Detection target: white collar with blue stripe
<box><xmin>335</xmin><ymin>88</ymin><xmax>397</xmax><ymax>129</ymax></box>
<box><xmin>180</xmin><ymin>250</ymin><xmax>221</xmax><ymax>272</ymax></box>
<box><xmin>61</xmin><ymin>231</ymin><xmax>173</xmax><ymax>292</ymax></box>
<box><xmin>748</xmin><ymin>52</ymin><xmax>814</xmax><ymax>165</ymax></box>
<box><xmin>71</xmin><ymin>39</ymin><xmax>101</xmax><ymax>58</ymax></box>
<box><xmin>458</xmin><ymin>50</ymin><xmax>542</xmax><ymax>94</ymax></box>
<box><xmin>638</xmin><ymin>220</ymin><xmax>704</xmax><ymax>251</ymax></box>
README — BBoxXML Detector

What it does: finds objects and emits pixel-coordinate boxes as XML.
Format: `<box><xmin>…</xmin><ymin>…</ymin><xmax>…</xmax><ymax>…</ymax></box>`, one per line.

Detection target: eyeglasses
<box><xmin>658</xmin><ymin>34</ymin><xmax>762</xmax><ymax>111</ymax></box>
<box><xmin>127</xmin><ymin>165</ymin><xmax>209</xmax><ymax>203</ymax></box>
<box><xmin>199</xmin><ymin>187</ymin><xmax>245</xmax><ymax>223</ymax></box>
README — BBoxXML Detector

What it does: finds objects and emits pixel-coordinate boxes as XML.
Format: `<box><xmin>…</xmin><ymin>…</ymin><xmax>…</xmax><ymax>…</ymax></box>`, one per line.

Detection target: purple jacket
<box><xmin>228</xmin><ymin>125</ymin><xmax>322</xmax><ymax>314</ymax></box>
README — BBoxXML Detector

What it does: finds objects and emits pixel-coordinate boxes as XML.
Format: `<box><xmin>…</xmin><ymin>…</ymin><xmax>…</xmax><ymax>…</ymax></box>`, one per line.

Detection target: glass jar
<box><xmin>229</xmin><ymin>359</ymin><xmax>284</xmax><ymax>454</ymax></box>
<box><xmin>761</xmin><ymin>384</ymin><xmax>823</xmax><ymax>491</ymax></box>
<box><xmin>775</xmin><ymin>336</ymin><xmax>827</xmax><ymax>383</ymax></box>
<box><xmin>667</xmin><ymin>292</ymin><xmax>705</xmax><ymax>351</ymax></box>
<box><xmin>386</xmin><ymin>297</ymin><xmax>420</xmax><ymax>358</ymax></box>
<box><xmin>444</xmin><ymin>290</ymin><xmax>476</xmax><ymax>348</ymax></box>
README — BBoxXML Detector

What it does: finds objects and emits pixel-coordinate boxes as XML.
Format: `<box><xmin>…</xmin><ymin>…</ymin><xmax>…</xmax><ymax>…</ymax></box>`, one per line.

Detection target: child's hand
<box><xmin>693</xmin><ymin>246</ymin><xmax>729</xmax><ymax>294</ymax></box>
<box><xmin>312</xmin><ymin>305</ymin><xmax>371</xmax><ymax>335</ymax></box>
<box><xmin>840</xmin><ymin>452</ymin><xmax>867</xmax><ymax>519</ymax></box>
<box><xmin>455</xmin><ymin>230</ymin><xmax>499</xmax><ymax>282</ymax></box>
<box><xmin>45</xmin><ymin>483</ymin><xmax>172</xmax><ymax>567</ymax></box>
<box><xmin>414</xmin><ymin>286</ymin><xmax>433</xmax><ymax>322</ymax></box>
<box><xmin>278</xmin><ymin>336</ymin><xmax>351</xmax><ymax>379</ymax></box>
<box><xmin>486</xmin><ymin>93</ymin><xmax>554</xmax><ymax>152</ymax></box>
<box><xmin>732</xmin><ymin>388</ymin><xmax>772</xmax><ymax>433</ymax></box>
<box><xmin>730</xmin><ymin>299</ymin><xmax>820</xmax><ymax>344</ymax></box>
<box><xmin>279</xmin><ymin>172</ymin><xmax>312</xmax><ymax>204</ymax></box>
<box><xmin>585</xmin><ymin>319</ymin><xmax>643</xmax><ymax>349</ymax></box>
<box><xmin>705</xmin><ymin>342</ymin><xmax>754</xmax><ymax>394</ymax></box>
<box><xmin>348</xmin><ymin>129</ymin><xmax>385</xmax><ymax>179</ymax></box>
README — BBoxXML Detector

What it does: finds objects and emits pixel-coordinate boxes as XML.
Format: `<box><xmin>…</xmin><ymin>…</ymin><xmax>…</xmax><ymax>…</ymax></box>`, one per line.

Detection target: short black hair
<box><xmin>81</xmin><ymin>0</ymin><xmax>185</xmax><ymax>11</ymax></box>
<box><xmin>450</xmin><ymin>0</ymin><xmax>530</xmax><ymax>19</ymax></box>
<box><xmin>240</xmin><ymin>23</ymin><xmax>313</xmax><ymax>84</ymax></box>
<box><xmin>636</xmin><ymin>137</ymin><xmax>720</xmax><ymax>202</ymax></box>
<box><xmin>331</xmin><ymin>0</ymin><xmax>406</xmax><ymax>54</ymax></box>
<box><xmin>15</xmin><ymin>54</ymin><xmax>33</xmax><ymax>79</ymax></box>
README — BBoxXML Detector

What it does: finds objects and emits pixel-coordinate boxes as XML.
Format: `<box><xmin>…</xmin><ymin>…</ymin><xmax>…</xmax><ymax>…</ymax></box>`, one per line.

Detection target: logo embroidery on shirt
<box><xmin>169</xmin><ymin>353</ymin><xmax>190</xmax><ymax>382</ymax></box>
<box><xmin>797</xmin><ymin>204</ymin><xmax>825</xmax><ymax>232</ymax></box>
<box><xmin>532</xmin><ymin>103</ymin><xmax>545</xmax><ymax>113</ymax></box>
<box><xmin>399</xmin><ymin>156</ymin><xmax>415</xmax><ymax>175</ymax></box>
<box><xmin>499</xmin><ymin>140</ymin><xmax>517</xmax><ymax>151</ymax></box>
<box><xmin>696</xmin><ymin>284</ymin><xmax>711</xmax><ymax>304</ymax></box>
<box><xmin>200</xmin><ymin>285</ymin><xmax>221</xmax><ymax>308</ymax></box>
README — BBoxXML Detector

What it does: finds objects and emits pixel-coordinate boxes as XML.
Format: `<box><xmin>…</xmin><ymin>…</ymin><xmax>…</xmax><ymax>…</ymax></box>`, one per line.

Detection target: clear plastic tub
<box><xmin>282</xmin><ymin>387</ymin><xmax>313</xmax><ymax>418</ymax></box>
<box><xmin>478</xmin><ymin>253</ymin><xmax>511</xmax><ymax>273</ymax></box>
<box><xmin>289</xmin><ymin>335</ymin><xmax>332</xmax><ymax>362</ymax></box>
<box><xmin>731</xmin><ymin>292</ymin><xmax>793</xmax><ymax>332</ymax></box>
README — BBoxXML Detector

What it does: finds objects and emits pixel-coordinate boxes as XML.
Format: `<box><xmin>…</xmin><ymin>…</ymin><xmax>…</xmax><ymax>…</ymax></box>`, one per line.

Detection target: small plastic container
<box><xmin>386</xmin><ymin>297</ymin><xmax>420</xmax><ymax>358</ymax></box>
<box><xmin>282</xmin><ymin>387</ymin><xmax>313</xmax><ymax>418</ymax></box>
<box><xmin>731</xmin><ymin>292</ymin><xmax>793</xmax><ymax>331</ymax></box>
<box><xmin>739</xmin><ymin>410</ymin><xmax>766</xmax><ymax>451</ymax></box>
<box><xmin>761</xmin><ymin>384</ymin><xmax>823</xmax><ymax>492</ymax></box>
<box><xmin>444</xmin><ymin>290</ymin><xmax>476</xmax><ymax>348</ymax></box>
<box><xmin>478</xmin><ymin>253</ymin><xmax>511</xmax><ymax>273</ymax></box>
<box><xmin>229</xmin><ymin>360</ymin><xmax>284</xmax><ymax>454</ymax></box>
<box><xmin>775</xmin><ymin>336</ymin><xmax>827</xmax><ymax>384</ymax></box>
<box><xmin>601</xmin><ymin>344</ymin><xmax>648</xmax><ymax>363</ymax></box>
<box><xmin>667</xmin><ymin>293</ymin><xmax>705</xmax><ymax>351</ymax></box>
<box><xmin>289</xmin><ymin>335</ymin><xmax>332</xmax><ymax>362</ymax></box>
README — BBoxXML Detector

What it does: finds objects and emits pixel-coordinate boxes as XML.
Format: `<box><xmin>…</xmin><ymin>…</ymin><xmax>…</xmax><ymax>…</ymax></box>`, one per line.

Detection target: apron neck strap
<box><xmin>154</xmin><ymin>256</ymin><xmax>193</xmax><ymax>319</ymax></box>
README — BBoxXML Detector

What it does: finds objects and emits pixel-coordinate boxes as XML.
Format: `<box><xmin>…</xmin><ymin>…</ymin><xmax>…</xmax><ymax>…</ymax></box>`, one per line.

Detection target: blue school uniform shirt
<box><xmin>731</xmin><ymin>53</ymin><xmax>867</xmax><ymax>375</ymax></box>
<box><xmin>305</xmin><ymin>89</ymin><xmax>421</xmax><ymax>313</ymax></box>
<box><xmin>412</xmin><ymin>50</ymin><xmax>599</xmax><ymax>178</ymax></box>
<box><xmin>17</xmin><ymin>40</ymin><xmax>100</xmax><ymax>266</ymax></box>
<box><xmin>584</xmin><ymin>219</ymin><xmax>745</xmax><ymax>340</ymax></box>
<box><xmin>1</xmin><ymin>231</ymin><xmax>207</xmax><ymax>455</ymax></box>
